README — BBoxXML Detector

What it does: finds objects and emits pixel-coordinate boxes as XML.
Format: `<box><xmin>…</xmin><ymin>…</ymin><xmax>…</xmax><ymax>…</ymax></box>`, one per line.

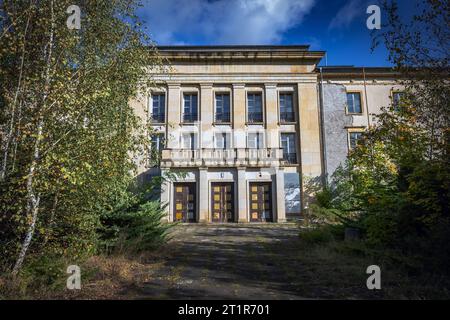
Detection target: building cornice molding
<box><xmin>156</xmin><ymin>45</ymin><xmax>325</xmax><ymax>63</ymax></box>
<box><xmin>152</xmin><ymin>73</ymin><xmax>318</xmax><ymax>84</ymax></box>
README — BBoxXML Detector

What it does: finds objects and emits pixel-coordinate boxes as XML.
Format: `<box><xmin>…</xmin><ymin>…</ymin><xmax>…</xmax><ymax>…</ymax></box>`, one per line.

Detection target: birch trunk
<box><xmin>12</xmin><ymin>0</ymin><xmax>54</xmax><ymax>275</ymax></box>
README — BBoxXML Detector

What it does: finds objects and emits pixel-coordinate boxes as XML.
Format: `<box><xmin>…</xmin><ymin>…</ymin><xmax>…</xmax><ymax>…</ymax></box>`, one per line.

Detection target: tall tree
<box><xmin>0</xmin><ymin>0</ymin><xmax>163</xmax><ymax>274</ymax></box>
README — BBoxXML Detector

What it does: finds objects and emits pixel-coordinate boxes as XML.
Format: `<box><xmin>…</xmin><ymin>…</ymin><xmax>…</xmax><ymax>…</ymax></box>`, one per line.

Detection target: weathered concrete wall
<box><xmin>322</xmin><ymin>84</ymin><xmax>352</xmax><ymax>181</ymax></box>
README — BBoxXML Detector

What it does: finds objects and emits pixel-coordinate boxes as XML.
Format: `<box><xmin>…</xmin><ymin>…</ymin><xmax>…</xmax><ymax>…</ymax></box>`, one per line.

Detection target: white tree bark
<box><xmin>12</xmin><ymin>0</ymin><xmax>54</xmax><ymax>275</ymax></box>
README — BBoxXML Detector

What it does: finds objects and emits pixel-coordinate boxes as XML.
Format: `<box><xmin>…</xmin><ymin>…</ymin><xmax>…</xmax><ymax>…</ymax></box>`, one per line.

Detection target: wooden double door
<box><xmin>249</xmin><ymin>182</ymin><xmax>273</xmax><ymax>222</ymax></box>
<box><xmin>173</xmin><ymin>183</ymin><xmax>196</xmax><ymax>222</ymax></box>
<box><xmin>211</xmin><ymin>182</ymin><xmax>234</xmax><ymax>223</ymax></box>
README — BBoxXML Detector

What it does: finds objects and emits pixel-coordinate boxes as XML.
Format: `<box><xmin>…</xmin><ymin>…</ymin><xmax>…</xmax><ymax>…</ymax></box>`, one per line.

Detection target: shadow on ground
<box><xmin>133</xmin><ymin>224</ymin><xmax>379</xmax><ymax>300</ymax></box>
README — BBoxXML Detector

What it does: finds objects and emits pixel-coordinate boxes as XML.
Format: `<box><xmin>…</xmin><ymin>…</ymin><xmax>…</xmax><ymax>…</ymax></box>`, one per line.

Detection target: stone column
<box><xmin>200</xmin><ymin>83</ymin><xmax>213</xmax><ymax>149</ymax></box>
<box><xmin>199</xmin><ymin>167</ymin><xmax>208</xmax><ymax>223</ymax></box>
<box><xmin>264</xmin><ymin>83</ymin><xmax>279</xmax><ymax>148</ymax></box>
<box><xmin>160</xmin><ymin>168</ymin><xmax>171</xmax><ymax>222</ymax></box>
<box><xmin>232</xmin><ymin>83</ymin><xmax>246</xmax><ymax>149</ymax></box>
<box><xmin>297</xmin><ymin>82</ymin><xmax>323</xmax><ymax>208</ymax></box>
<box><xmin>237</xmin><ymin>167</ymin><xmax>247</xmax><ymax>222</ymax></box>
<box><xmin>166</xmin><ymin>83</ymin><xmax>181</xmax><ymax>149</ymax></box>
<box><xmin>275</xmin><ymin>167</ymin><xmax>286</xmax><ymax>222</ymax></box>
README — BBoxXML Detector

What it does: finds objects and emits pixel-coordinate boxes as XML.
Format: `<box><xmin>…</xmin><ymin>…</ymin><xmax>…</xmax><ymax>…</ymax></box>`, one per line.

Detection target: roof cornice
<box><xmin>156</xmin><ymin>45</ymin><xmax>325</xmax><ymax>62</ymax></box>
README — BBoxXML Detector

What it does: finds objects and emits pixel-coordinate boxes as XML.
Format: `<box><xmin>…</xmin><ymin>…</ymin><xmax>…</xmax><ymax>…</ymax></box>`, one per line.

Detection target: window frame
<box><xmin>347</xmin><ymin>129</ymin><xmax>364</xmax><ymax>151</ymax></box>
<box><xmin>278</xmin><ymin>92</ymin><xmax>296</xmax><ymax>123</ymax></box>
<box><xmin>214</xmin><ymin>92</ymin><xmax>232</xmax><ymax>124</ymax></box>
<box><xmin>280</xmin><ymin>132</ymin><xmax>297</xmax><ymax>164</ymax></box>
<box><xmin>182</xmin><ymin>92</ymin><xmax>199</xmax><ymax>123</ymax></box>
<box><xmin>214</xmin><ymin>132</ymin><xmax>232</xmax><ymax>149</ymax></box>
<box><xmin>181</xmin><ymin>132</ymin><xmax>198</xmax><ymax>150</ymax></box>
<box><xmin>345</xmin><ymin>91</ymin><xmax>364</xmax><ymax>115</ymax></box>
<box><xmin>247</xmin><ymin>131</ymin><xmax>265</xmax><ymax>149</ymax></box>
<box><xmin>150</xmin><ymin>132</ymin><xmax>165</xmax><ymax>152</ymax></box>
<box><xmin>391</xmin><ymin>90</ymin><xmax>405</xmax><ymax>111</ymax></box>
<box><xmin>246</xmin><ymin>91</ymin><xmax>264</xmax><ymax>124</ymax></box>
<box><xmin>149</xmin><ymin>92</ymin><xmax>166</xmax><ymax>124</ymax></box>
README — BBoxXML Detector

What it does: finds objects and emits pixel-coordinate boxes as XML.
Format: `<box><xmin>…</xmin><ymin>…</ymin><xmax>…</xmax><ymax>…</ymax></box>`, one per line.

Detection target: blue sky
<box><xmin>137</xmin><ymin>0</ymin><xmax>417</xmax><ymax>67</ymax></box>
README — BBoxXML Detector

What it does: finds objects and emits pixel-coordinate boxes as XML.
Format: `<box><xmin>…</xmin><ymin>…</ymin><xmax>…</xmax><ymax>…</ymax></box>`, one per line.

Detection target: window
<box><xmin>349</xmin><ymin>132</ymin><xmax>363</xmax><ymax>150</ymax></box>
<box><xmin>214</xmin><ymin>132</ymin><xmax>231</xmax><ymax>149</ymax></box>
<box><xmin>151</xmin><ymin>133</ymin><xmax>165</xmax><ymax>153</ymax></box>
<box><xmin>346</xmin><ymin>92</ymin><xmax>362</xmax><ymax>114</ymax></box>
<box><xmin>215</xmin><ymin>93</ymin><xmax>231</xmax><ymax>123</ymax></box>
<box><xmin>392</xmin><ymin>91</ymin><xmax>405</xmax><ymax>111</ymax></box>
<box><xmin>151</xmin><ymin>94</ymin><xmax>165</xmax><ymax>123</ymax></box>
<box><xmin>247</xmin><ymin>93</ymin><xmax>263</xmax><ymax>123</ymax></box>
<box><xmin>281</xmin><ymin>133</ymin><xmax>297</xmax><ymax>164</ymax></box>
<box><xmin>279</xmin><ymin>93</ymin><xmax>295</xmax><ymax>122</ymax></box>
<box><xmin>182</xmin><ymin>132</ymin><xmax>197</xmax><ymax>150</ymax></box>
<box><xmin>183</xmin><ymin>93</ymin><xmax>198</xmax><ymax>122</ymax></box>
<box><xmin>150</xmin><ymin>133</ymin><xmax>165</xmax><ymax>166</ymax></box>
<box><xmin>247</xmin><ymin>132</ymin><xmax>264</xmax><ymax>149</ymax></box>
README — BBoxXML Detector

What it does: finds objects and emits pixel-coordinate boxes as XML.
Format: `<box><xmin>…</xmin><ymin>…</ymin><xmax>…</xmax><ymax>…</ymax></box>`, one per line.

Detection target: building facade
<box><xmin>131</xmin><ymin>46</ymin><xmax>403</xmax><ymax>223</ymax></box>
<box><xmin>319</xmin><ymin>67</ymin><xmax>404</xmax><ymax>180</ymax></box>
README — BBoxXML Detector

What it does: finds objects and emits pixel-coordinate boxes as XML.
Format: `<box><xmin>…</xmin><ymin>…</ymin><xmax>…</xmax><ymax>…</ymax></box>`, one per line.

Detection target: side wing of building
<box><xmin>319</xmin><ymin>67</ymin><xmax>404</xmax><ymax>183</ymax></box>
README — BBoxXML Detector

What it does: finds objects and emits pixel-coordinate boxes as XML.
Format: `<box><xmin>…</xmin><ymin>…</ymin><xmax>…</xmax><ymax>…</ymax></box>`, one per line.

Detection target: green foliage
<box><xmin>299</xmin><ymin>225</ymin><xmax>335</xmax><ymax>244</ymax></box>
<box><xmin>306</xmin><ymin>1</ymin><xmax>450</xmax><ymax>275</ymax></box>
<box><xmin>97</xmin><ymin>179</ymin><xmax>174</xmax><ymax>254</ymax></box>
<box><xmin>101</xmin><ymin>201</ymin><xmax>171</xmax><ymax>253</ymax></box>
<box><xmin>0</xmin><ymin>0</ymin><xmax>165</xmax><ymax>275</ymax></box>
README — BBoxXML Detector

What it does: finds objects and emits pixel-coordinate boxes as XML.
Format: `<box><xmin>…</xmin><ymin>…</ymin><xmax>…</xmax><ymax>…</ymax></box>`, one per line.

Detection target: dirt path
<box><xmin>136</xmin><ymin>223</ymin><xmax>315</xmax><ymax>300</ymax></box>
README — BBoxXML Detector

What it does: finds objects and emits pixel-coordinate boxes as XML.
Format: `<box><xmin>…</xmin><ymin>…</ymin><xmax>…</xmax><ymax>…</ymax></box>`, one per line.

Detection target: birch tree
<box><xmin>0</xmin><ymin>0</ymin><xmax>163</xmax><ymax>274</ymax></box>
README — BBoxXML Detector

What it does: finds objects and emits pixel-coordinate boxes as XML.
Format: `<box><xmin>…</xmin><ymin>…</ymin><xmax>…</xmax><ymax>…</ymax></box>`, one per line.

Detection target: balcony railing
<box><xmin>161</xmin><ymin>148</ymin><xmax>285</xmax><ymax>167</ymax></box>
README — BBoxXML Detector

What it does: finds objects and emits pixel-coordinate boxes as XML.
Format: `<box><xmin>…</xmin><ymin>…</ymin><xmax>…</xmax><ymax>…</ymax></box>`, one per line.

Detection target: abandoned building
<box><xmin>130</xmin><ymin>45</ymin><xmax>403</xmax><ymax>223</ymax></box>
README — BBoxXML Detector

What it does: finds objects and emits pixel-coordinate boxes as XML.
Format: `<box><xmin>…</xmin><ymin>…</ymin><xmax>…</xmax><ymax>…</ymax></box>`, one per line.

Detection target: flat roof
<box><xmin>157</xmin><ymin>45</ymin><xmax>312</xmax><ymax>52</ymax></box>
<box><xmin>155</xmin><ymin>45</ymin><xmax>325</xmax><ymax>62</ymax></box>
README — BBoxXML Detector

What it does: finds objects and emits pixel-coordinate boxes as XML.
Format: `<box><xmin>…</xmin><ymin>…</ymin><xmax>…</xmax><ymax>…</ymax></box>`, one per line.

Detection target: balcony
<box><xmin>161</xmin><ymin>148</ymin><xmax>286</xmax><ymax>167</ymax></box>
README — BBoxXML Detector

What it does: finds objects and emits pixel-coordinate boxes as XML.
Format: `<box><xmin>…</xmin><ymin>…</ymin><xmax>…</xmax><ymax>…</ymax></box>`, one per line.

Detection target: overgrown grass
<box><xmin>297</xmin><ymin>225</ymin><xmax>450</xmax><ymax>299</ymax></box>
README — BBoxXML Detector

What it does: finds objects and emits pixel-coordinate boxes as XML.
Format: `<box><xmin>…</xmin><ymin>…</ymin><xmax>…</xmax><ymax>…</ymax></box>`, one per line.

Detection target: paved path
<box><xmin>138</xmin><ymin>223</ymin><xmax>309</xmax><ymax>300</ymax></box>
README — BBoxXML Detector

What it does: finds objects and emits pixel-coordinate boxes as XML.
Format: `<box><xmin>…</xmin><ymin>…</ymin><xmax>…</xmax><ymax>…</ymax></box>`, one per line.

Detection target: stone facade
<box><xmin>131</xmin><ymin>46</ymin><xmax>403</xmax><ymax>223</ymax></box>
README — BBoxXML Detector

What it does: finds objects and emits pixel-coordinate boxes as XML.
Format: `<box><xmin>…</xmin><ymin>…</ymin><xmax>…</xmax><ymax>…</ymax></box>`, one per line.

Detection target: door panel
<box><xmin>173</xmin><ymin>183</ymin><xmax>196</xmax><ymax>222</ymax></box>
<box><xmin>211</xmin><ymin>183</ymin><xmax>234</xmax><ymax>222</ymax></box>
<box><xmin>249</xmin><ymin>182</ymin><xmax>272</xmax><ymax>222</ymax></box>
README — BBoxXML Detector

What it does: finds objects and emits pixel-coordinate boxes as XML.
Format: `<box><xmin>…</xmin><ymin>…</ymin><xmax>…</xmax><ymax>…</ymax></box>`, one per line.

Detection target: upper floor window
<box><xmin>281</xmin><ymin>133</ymin><xmax>297</xmax><ymax>164</ymax></box>
<box><xmin>349</xmin><ymin>131</ymin><xmax>363</xmax><ymax>150</ymax></box>
<box><xmin>151</xmin><ymin>133</ymin><xmax>165</xmax><ymax>152</ymax></box>
<box><xmin>182</xmin><ymin>132</ymin><xmax>197</xmax><ymax>150</ymax></box>
<box><xmin>392</xmin><ymin>91</ymin><xmax>405</xmax><ymax>111</ymax></box>
<box><xmin>346</xmin><ymin>92</ymin><xmax>362</xmax><ymax>114</ymax></box>
<box><xmin>215</xmin><ymin>93</ymin><xmax>231</xmax><ymax>123</ymax></box>
<box><xmin>247</xmin><ymin>132</ymin><xmax>264</xmax><ymax>149</ymax></box>
<box><xmin>151</xmin><ymin>93</ymin><xmax>165</xmax><ymax>123</ymax></box>
<box><xmin>247</xmin><ymin>93</ymin><xmax>263</xmax><ymax>123</ymax></box>
<box><xmin>149</xmin><ymin>133</ymin><xmax>165</xmax><ymax>166</ymax></box>
<box><xmin>183</xmin><ymin>93</ymin><xmax>198</xmax><ymax>122</ymax></box>
<box><xmin>214</xmin><ymin>132</ymin><xmax>232</xmax><ymax>149</ymax></box>
<box><xmin>279</xmin><ymin>93</ymin><xmax>295</xmax><ymax>123</ymax></box>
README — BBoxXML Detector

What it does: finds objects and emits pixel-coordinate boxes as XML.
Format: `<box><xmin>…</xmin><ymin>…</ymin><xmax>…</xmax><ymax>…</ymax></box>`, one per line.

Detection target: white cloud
<box><xmin>328</xmin><ymin>0</ymin><xmax>368</xmax><ymax>30</ymax></box>
<box><xmin>140</xmin><ymin>0</ymin><xmax>316</xmax><ymax>44</ymax></box>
